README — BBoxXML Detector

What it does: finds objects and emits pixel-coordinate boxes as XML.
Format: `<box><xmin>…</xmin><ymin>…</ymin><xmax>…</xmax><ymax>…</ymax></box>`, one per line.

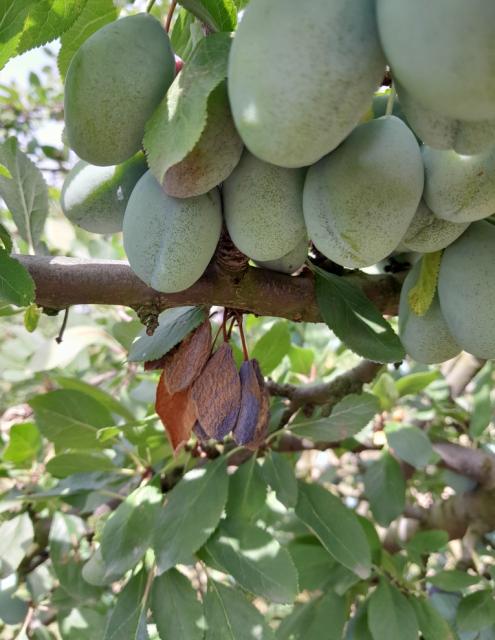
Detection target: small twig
<box><xmin>235</xmin><ymin>312</ymin><xmax>249</xmax><ymax>360</ymax></box>
<box><xmin>266</xmin><ymin>359</ymin><xmax>382</xmax><ymax>426</ymax></box>
<box><xmin>15</xmin><ymin>606</ymin><xmax>34</xmax><ymax>639</ymax></box>
<box><xmin>142</xmin><ymin>563</ymin><xmax>157</xmax><ymax>608</ymax></box>
<box><xmin>165</xmin><ymin>0</ymin><xmax>178</xmax><ymax>32</ymax></box>
<box><xmin>146</xmin><ymin>0</ymin><xmax>157</xmax><ymax>12</ymax></box>
<box><xmin>55</xmin><ymin>307</ymin><xmax>70</xmax><ymax>344</ymax></box>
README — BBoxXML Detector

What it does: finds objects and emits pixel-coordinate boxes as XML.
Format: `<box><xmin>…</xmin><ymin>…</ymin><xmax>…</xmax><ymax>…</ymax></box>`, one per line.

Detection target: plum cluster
<box><xmin>61</xmin><ymin>1</ymin><xmax>495</xmax><ymax>363</ymax></box>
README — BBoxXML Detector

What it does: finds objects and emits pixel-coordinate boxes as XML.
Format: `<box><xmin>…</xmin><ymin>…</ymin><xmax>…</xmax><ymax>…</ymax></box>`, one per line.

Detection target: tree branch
<box><xmin>433</xmin><ymin>441</ymin><xmax>495</xmax><ymax>489</ymax></box>
<box><xmin>267</xmin><ymin>359</ymin><xmax>382</xmax><ymax>424</ymax></box>
<box><xmin>16</xmin><ymin>255</ymin><xmax>402</xmax><ymax>323</ymax></box>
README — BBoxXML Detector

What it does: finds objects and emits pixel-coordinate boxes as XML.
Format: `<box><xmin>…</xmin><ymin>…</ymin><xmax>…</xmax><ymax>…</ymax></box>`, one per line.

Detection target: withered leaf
<box><xmin>233</xmin><ymin>359</ymin><xmax>270</xmax><ymax>448</ymax></box>
<box><xmin>144</xmin><ymin>319</ymin><xmax>211</xmax><ymax>374</ymax></box>
<box><xmin>162</xmin><ymin>319</ymin><xmax>212</xmax><ymax>393</ymax></box>
<box><xmin>191</xmin><ymin>342</ymin><xmax>241</xmax><ymax>440</ymax></box>
<box><xmin>193</xmin><ymin>421</ymin><xmax>210</xmax><ymax>443</ymax></box>
<box><xmin>155</xmin><ymin>371</ymin><xmax>197</xmax><ymax>454</ymax></box>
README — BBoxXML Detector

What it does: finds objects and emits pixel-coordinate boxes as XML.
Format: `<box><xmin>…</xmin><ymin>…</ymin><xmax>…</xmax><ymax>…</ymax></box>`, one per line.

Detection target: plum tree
<box><xmin>2</xmin><ymin>1</ymin><xmax>495</xmax><ymax>638</ymax></box>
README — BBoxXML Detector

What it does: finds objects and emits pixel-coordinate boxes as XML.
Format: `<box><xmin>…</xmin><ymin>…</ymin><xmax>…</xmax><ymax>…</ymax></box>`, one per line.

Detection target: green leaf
<box><xmin>24</xmin><ymin>303</ymin><xmax>41</xmax><ymax>332</ymax></box>
<box><xmin>0</xmin><ymin>577</ymin><xmax>28</xmax><ymax>626</ymax></box>
<box><xmin>363</xmin><ymin>452</ymin><xmax>405</xmax><ymax>526</ymax></box>
<box><xmin>46</xmin><ymin>451</ymin><xmax>117</xmax><ymax>478</ymax></box>
<box><xmin>144</xmin><ymin>33</ymin><xmax>232</xmax><ymax>187</ymax></box>
<box><xmin>151</xmin><ymin>569</ymin><xmax>204</xmax><ymax>640</ymax></box>
<box><xmin>470</xmin><ymin>366</ymin><xmax>493</xmax><ymax>438</ymax></box>
<box><xmin>170</xmin><ymin>8</ymin><xmax>199</xmax><ymax>61</ymax></box>
<box><xmin>82</xmin><ymin>548</ymin><xmax>117</xmax><ymax>587</ymax></box>
<box><xmin>178</xmin><ymin>0</ymin><xmax>237</xmax><ymax>32</ymax></box>
<box><xmin>2</xmin><ymin>421</ymin><xmax>41</xmax><ymax>464</ymax></box>
<box><xmin>0</xmin><ymin>138</ymin><xmax>48</xmax><ymax>250</ymax></box>
<box><xmin>346</xmin><ymin>604</ymin><xmax>374</xmax><ymax>640</ymax></box>
<box><xmin>103</xmin><ymin>569</ymin><xmax>149</xmax><ymax>640</ymax></box>
<box><xmin>276</xmin><ymin>592</ymin><xmax>347</xmax><ymax>640</ymax></box>
<box><xmin>314</xmin><ymin>267</ymin><xmax>405</xmax><ymax>363</ymax></box>
<box><xmin>101</xmin><ymin>485</ymin><xmax>162</xmax><ymax>580</ymax></box>
<box><xmin>53</xmin><ymin>376</ymin><xmax>135</xmax><ymax>422</ymax></box>
<box><xmin>291</xmin><ymin>392</ymin><xmax>379</xmax><ymax>442</ymax></box>
<box><xmin>457</xmin><ymin>590</ymin><xmax>495</xmax><ymax>632</ymax></box>
<box><xmin>287</xmin><ymin>538</ymin><xmax>335</xmax><ymax>592</ymax></box>
<box><xmin>18</xmin><ymin>0</ymin><xmax>88</xmax><ymax>55</ymax></box>
<box><xmin>29</xmin><ymin>389</ymin><xmax>113</xmax><ymax>450</ymax></box>
<box><xmin>204</xmin><ymin>581</ymin><xmax>275</xmax><ymax>640</ymax></box>
<box><xmin>385</xmin><ymin>423</ymin><xmax>435</xmax><ymax>469</ymax></box>
<box><xmin>128</xmin><ymin>306</ymin><xmax>206</xmax><ymax>362</ymax></box>
<box><xmin>408</xmin><ymin>251</ymin><xmax>442</xmax><ymax>316</ymax></box>
<box><xmin>0</xmin><ymin>0</ymin><xmax>33</xmax><ymax>70</ymax></box>
<box><xmin>295</xmin><ymin>481</ymin><xmax>371</xmax><ymax>579</ymax></box>
<box><xmin>226</xmin><ymin>456</ymin><xmax>267</xmax><ymax>522</ymax></box>
<box><xmin>371</xmin><ymin>372</ymin><xmax>398</xmax><ymax>411</ymax></box>
<box><xmin>49</xmin><ymin>513</ymin><xmax>102</xmax><ymax>604</ymax></box>
<box><xmin>405</xmin><ymin>530</ymin><xmax>449</xmax><ymax>556</ymax></box>
<box><xmin>0</xmin><ymin>248</ymin><xmax>35</xmax><ymax>306</ymax></box>
<box><xmin>0</xmin><ymin>221</ymin><xmax>12</xmax><ymax>252</ymax></box>
<box><xmin>154</xmin><ymin>457</ymin><xmax>229</xmax><ymax>573</ymax></box>
<box><xmin>260</xmin><ymin>451</ymin><xmax>298</xmax><ymax>509</ymax></box>
<box><xmin>57</xmin><ymin>0</ymin><xmax>118</xmax><ymax>79</ymax></box>
<box><xmin>0</xmin><ymin>513</ymin><xmax>34</xmax><ymax>578</ymax></box>
<box><xmin>251</xmin><ymin>321</ymin><xmax>291</xmax><ymax>375</ymax></box>
<box><xmin>410</xmin><ymin>597</ymin><xmax>454</xmax><ymax>640</ymax></box>
<box><xmin>368</xmin><ymin>580</ymin><xmax>419</xmax><ymax>640</ymax></box>
<box><xmin>429</xmin><ymin>570</ymin><xmax>482</xmax><ymax>592</ymax></box>
<box><xmin>395</xmin><ymin>370</ymin><xmax>440</xmax><ymax>397</ymax></box>
<box><xmin>204</xmin><ymin>522</ymin><xmax>299</xmax><ymax>604</ymax></box>
<box><xmin>289</xmin><ymin>345</ymin><xmax>314</xmax><ymax>375</ymax></box>
<box><xmin>58</xmin><ymin>607</ymin><xmax>108</xmax><ymax>640</ymax></box>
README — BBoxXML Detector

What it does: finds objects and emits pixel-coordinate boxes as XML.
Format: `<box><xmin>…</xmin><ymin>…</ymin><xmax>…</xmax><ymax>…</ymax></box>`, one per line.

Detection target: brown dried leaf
<box><xmin>144</xmin><ymin>319</ymin><xmax>212</xmax><ymax>377</ymax></box>
<box><xmin>162</xmin><ymin>320</ymin><xmax>212</xmax><ymax>393</ymax></box>
<box><xmin>155</xmin><ymin>371</ymin><xmax>197</xmax><ymax>454</ymax></box>
<box><xmin>246</xmin><ymin>385</ymin><xmax>270</xmax><ymax>451</ymax></box>
<box><xmin>232</xmin><ymin>359</ymin><xmax>262</xmax><ymax>445</ymax></box>
<box><xmin>191</xmin><ymin>342</ymin><xmax>241</xmax><ymax>440</ymax></box>
<box><xmin>193</xmin><ymin>421</ymin><xmax>210</xmax><ymax>443</ymax></box>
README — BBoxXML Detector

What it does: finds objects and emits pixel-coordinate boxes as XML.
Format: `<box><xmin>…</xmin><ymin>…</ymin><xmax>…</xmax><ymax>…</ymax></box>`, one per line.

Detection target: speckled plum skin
<box><xmin>228</xmin><ymin>0</ymin><xmax>385</xmax><ymax>168</ymax></box>
<box><xmin>61</xmin><ymin>154</ymin><xmax>147</xmax><ymax>234</ymax></box>
<box><xmin>401</xmin><ymin>200</ymin><xmax>468</xmax><ymax>254</ymax></box>
<box><xmin>399</xmin><ymin>261</ymin><xmax>461</xmax><ymax>365</ymax></box>
<box><xmin>123</xmin><ymin>171</ymin><xmax>222</xmax><ymax>293</ymax></box>
<box><xmin>303</xmin><ymin>116</ymin><xmax>424</xmax><ymax>269</ymax></box>
<box><xmin>223</xmin><ymin>151</ymin><xmax>307</xmax><ymax>262</ymax></box>
<box><xmin>423</xmin><ymin>147</ymin><xmax>495</xmax><ymax>224</ymax></box>
<box><xmin>438</xmin><ymin>221</ymin><xmax>495</xmax><ymax>359</ymax></box>
<box><xmin>65</xmin><ymin>14</ymin><xmax>174</xmax><ymax>166</ymax></box>
<box><xmin>255</xmin><ymin>236</ymin><xmax>308</xmax><ymax>275</ymax></box>
<box><xmin>377</xmin><ymin>0</ymin><xmax>495</xmax><ymax>122</ymax></box>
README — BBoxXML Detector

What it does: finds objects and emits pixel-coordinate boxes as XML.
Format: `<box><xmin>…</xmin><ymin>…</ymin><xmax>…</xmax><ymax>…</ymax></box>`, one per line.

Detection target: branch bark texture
<box><xmin>16</xmin><ymin>255</ymin><xmax>402</xmax><ymax>322</ymax></box>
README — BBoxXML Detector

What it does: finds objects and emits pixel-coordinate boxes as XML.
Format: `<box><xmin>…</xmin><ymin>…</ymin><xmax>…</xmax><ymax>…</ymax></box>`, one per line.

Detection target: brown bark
<box><xmin>16</xmin><ymin>255</ymin><xmax>402</xmax><ymax>323</ymax></box>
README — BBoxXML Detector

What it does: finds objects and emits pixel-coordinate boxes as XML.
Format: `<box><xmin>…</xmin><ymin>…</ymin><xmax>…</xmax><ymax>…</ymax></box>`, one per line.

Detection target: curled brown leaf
<box><xmin>191</xmin><ymin>342</ymin><xmax>241</xmax><ymax>440</ymax></box>
<box><xmin>155</xmin><ymin>371</ymin><xmax>197</xmax><ymax>454</ymax></box>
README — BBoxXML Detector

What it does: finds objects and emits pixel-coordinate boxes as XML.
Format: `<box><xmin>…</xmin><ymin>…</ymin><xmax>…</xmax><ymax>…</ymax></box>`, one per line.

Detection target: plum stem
<box><xmin>165</xmin><ymin>0</ymin><xmax>178</xmax><ymax>32</ymax></box>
